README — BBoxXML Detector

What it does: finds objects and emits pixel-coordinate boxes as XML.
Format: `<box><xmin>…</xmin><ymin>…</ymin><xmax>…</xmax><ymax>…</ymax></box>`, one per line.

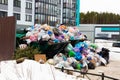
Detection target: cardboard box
<box><xmin>34</xmin><ymin>54</ymin><xmax>46</xmax><ymax>62</ymax></box>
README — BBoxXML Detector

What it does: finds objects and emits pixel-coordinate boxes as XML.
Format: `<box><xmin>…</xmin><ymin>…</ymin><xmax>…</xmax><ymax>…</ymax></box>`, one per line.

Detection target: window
<box><xmin>63</xmin><ymin>13</ymin><xmax>66</xmax><ymax>17</ymax></box>
<box><xmin>72</xmin><ymin>3</ymin><xmax>75</xmax><ymax>8</ymax></box>
<box><xmin>48</xmin><ymin>5</ymin><xmax>51</xmax><ymax>15</ymax></box>
<box><xmin>0</xmin><ymin>0</ymin><xmax>8</xmax><ymax>5</ymax></box>
<box><xmin>35</xmin><ymin>2</ymin><xmax>40</xmax><ymax>7</ymax></box>
<box><xmin>0</xmin><ymin>11</ymin><xmax>7</xmax><ymax>17</ymax></box>
<box><xmin>26</xmin><ymin>2</ymin><xmax>32</xmax><ymax>9</ymax></box>
<box><xmin>40</xmin><ymin>3</ymin><xmax>43</xmax><ymax>8</ymax></box>
<box><xmin>72</xmin><ymin>12</ymin><xmax>75</xmax><ymax>17</ymax></box>
<box><xmin>35</xmin><ymin>14</ymin><xmax>40</xmax><ymax>24</ymax></box>
<box><xmin>63</xmin><ymin>3</ymin><xmax>66</xmax><ymax>7</ymax></box>
<box><xmin>14</xmin><ymin>13</ymin><xmax>20</xmax><ymax>20</ymax></box>
<box><xmin>59</xmin><ymin>0</ymin><xmax>61</xmax><ymax>4</ymax></box>
<box><xmin>46</xmin><ymin>0</ymin><xmax>49</xmax><ymax>3</ymax></box>
<box><xmin>49</xmin><ymin>0</ymin><xmax>51</xmax><ymax>3</ymax></box>
<box><xmin>72</xmin><ymin>0</ymin><xmax>76</xmax><ymax>2</ymax></box>
<box><xmin>41</xmin><ymin>14</ymin><xmax>45</xmax><ymax>22</ymax></box>
<box><xmin>26</xmin><ymin>15</ymin><xmax>32</xmax><ymax>22</ymax></box>
<box><xmin>35</xmin><ymin>7</ymin><xmax>41</xmax><ymax>13</ymax></box>
<box><xmin>14</xmin><ymin>0</ymin><xmax>21</xmax><ymax>7</ymax></box>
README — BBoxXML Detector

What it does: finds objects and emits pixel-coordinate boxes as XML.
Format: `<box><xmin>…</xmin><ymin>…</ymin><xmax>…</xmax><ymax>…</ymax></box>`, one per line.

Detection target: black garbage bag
<box><xmin>87</xmin><ymin>62</ymin><xmax>95</xmax><ymax>69</ymax></box>
<box><xmin>98</xmin><ymin>48</ymin><xmax>110</xmax><ymax>64</ymax></box>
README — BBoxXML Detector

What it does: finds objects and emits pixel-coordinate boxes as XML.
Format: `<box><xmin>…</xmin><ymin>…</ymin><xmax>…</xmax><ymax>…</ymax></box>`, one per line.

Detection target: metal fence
<box><xmin>56</xmin><ymin>67</ymin><xmax>119</xmax><ymax>80</ymax></box>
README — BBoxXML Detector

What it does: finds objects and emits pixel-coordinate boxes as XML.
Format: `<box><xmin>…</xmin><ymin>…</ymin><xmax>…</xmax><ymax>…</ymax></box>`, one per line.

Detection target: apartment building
<box><xmin>0</xmin><ymin>0</ymin><xmax>79</xmax><ymax>27</ymax></box>
<box><xmin>0</xmin><ymin>0</ymin><xmax>35</xmax><ymax>28</ymax></box>
<box><xmin>35</xmin><ymin>0</ymin><xmax>79</xmax><ymax>26</ymax></box>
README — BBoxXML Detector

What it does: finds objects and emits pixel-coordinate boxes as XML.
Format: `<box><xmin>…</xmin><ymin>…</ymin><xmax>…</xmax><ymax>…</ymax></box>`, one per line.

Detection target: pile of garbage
<box><xmin>21</xmin><ymin>24</ymin><xmax>86</xmax><ymax>44</ymax></box>
<box><xmin>46</xmin><ymin>42</ymin><xmax>110</xmax><ymax>72</ymax></box>
<box><xmin>17</xmin><ymin>24</ymin><xmax>110</xmax><ymax>73</ymax></box>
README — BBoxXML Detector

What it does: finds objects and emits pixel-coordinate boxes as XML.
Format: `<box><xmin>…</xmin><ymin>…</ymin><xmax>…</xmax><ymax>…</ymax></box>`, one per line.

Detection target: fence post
<box><xmin>61</xmin><ymin>66</ymin><xmax>64</xmax><ymax>72</ymax></box>
<box><xmin>102</xmin><ymin>73</ymin><xmax>104</xmax><ymax>80</ymax></box>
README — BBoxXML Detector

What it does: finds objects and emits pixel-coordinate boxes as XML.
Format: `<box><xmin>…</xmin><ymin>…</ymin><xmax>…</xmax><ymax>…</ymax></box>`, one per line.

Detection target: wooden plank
<box><xmin>0</xmin><ymin>16</ymin><xmax>16</xmax><ymax>60</ymax></box>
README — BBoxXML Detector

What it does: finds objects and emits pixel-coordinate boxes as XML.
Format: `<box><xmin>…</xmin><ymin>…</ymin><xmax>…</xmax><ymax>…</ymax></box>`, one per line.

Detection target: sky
<box><xmin>80</xmin><ymin>0</ymin><xmax>120</xmax><ymax>14</ymax></box>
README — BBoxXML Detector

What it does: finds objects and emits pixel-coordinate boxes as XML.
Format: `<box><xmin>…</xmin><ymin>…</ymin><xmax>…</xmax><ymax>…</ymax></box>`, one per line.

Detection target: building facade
<box><xmin>62</xmin><ymin>0</ymin><xmax>76</xmax><ymax>26</ymax></box>
<box><xmin>35</xmin><ymin>0</ymin><xmax>78</xmax><ymax>26</ymax></box>
<box><xmin>56</xmin><ymin>0</ymin><xmax>62</xmax><ymax>26</ymax></box>
<box><xmin>35</xmin><ymin>0</ymin><xmax>57</xmax><ymax>26</ymax></box>
<box><xmin>0</xmin><ymin>0</ymin><xmax>78</xmax><ymax>27</ymax></box>
<box><xmin>0</xmin><ymin>0</ymin><xmax>35</xmax><ymax>28</ymax></box>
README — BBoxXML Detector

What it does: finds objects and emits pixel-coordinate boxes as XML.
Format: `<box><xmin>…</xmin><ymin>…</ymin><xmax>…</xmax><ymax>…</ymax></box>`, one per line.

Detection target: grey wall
<box><xmin>26</xmin><ymin>9</ymin><xmax>32</xmax><ymax>14</ymax></box>
<box><xmin>0</xmin><ymin>4</ymin><xmax>8</xmax><ymax>10</ymax></box>
<box><xmin>78</xmin><ymin>24</ymin><xmax>95</xmax><ymax>43</ymax></box>
<box><xmin>13</xmin><ymin>7</ymin><xmax>21</xmax><ymax>12</ymax></box>
<box><xmin>16</xmin><ymin>24</ymin><xmax>31</xmax><ymax>29</ymax></box>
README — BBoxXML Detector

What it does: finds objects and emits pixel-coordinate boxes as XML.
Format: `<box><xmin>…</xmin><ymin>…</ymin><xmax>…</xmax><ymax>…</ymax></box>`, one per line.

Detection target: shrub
<box><xmin>13</xmin><ymin>46</ymin><xmax>40</xmax><ymax>60</ymax></box>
